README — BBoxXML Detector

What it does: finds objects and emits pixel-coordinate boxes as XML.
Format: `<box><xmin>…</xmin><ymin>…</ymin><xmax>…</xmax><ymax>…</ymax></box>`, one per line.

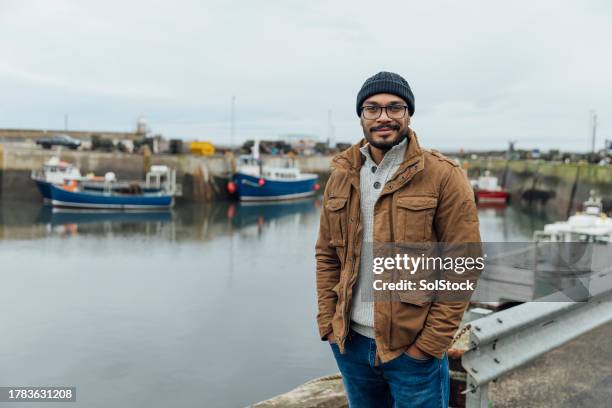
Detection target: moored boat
<box><xmin>472</xmin><ymin>171</ymin><xmax>509</xmax><ymax>205</ymax></box>
<box><xmin>533</xmin><ymin>191</ymin><xmax>612</xmax><ymax>274</ymax></box>
<box><xmin>534</xmin><ymin>191</ymin><xmax>612</xmax><ymax>243</ymax></box>
<box><xmin>226</xmin><ymin>141</ymin><xmax>320</xmax><ymax>201</ymax></box>
<box><xmin>32</xmin><ymin>159</ymin><xmax>177</xmax><ymax>210</ymax></box>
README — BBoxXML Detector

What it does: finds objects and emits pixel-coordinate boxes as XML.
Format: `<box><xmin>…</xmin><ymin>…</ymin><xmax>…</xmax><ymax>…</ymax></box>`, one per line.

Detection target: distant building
<box><xmin>291</xmin><ymin>138</ymin><xmax>317</xmax><ymax>156</ymax></box>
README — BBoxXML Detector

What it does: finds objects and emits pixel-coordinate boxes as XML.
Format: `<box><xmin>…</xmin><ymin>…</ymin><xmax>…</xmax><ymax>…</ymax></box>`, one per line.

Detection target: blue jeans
<box><xmin>331</xmin><ymin>330</ymin><xmax>449</xmax><ymax>408</ymax></box>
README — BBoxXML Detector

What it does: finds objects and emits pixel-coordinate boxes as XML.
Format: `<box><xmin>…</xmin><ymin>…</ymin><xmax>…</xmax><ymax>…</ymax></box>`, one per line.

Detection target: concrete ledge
<box><xmin>249</xmin><ymin>374</ymin><xmax>347</xmax><ymax>408</ymax></box>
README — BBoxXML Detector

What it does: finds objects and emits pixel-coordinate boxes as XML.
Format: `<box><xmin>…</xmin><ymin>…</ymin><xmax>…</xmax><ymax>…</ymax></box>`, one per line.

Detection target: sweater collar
<box><xmin>359</xmin><ymin>136</ymin><xmax>407</xmax><ymax>169</ymax></box>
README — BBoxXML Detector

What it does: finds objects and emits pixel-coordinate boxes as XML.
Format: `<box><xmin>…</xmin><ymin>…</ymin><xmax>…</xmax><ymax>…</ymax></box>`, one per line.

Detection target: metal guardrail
<box><xmin>461</xmin><ymin>271</ymin><xmax>612</xmax><ymax>408</ymax></box>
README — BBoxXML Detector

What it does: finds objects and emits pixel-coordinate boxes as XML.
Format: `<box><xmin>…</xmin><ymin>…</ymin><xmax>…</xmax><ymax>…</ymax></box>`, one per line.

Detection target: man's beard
<box><xmin>363</xmin><ymin>124</ymin><xmax>409</xmax><ymax>151</ymax></box>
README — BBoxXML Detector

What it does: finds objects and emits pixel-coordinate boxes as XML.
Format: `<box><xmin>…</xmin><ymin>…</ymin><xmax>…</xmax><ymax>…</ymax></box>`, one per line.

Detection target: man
<box><xmin>315</xmin><ymin>71</ymin><xmax>481</xmax><ymax>407</ymax></box>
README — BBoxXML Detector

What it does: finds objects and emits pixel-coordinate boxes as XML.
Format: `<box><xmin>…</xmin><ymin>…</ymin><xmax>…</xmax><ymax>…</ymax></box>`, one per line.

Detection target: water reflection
<box><xmin>0</xmin><ymin>198</ymin><xmax>322</xmax><ymax>242</ymax></box>
<box><xmin>37</xmin><ymin>207</ymin><xmax>174</xmax><ymax>226</ymax></box>
<box><xmin>227</xmin><ymin>198</ymin><xmax>320</xmax><ymax>239</ymax></box>
<box><xmin>35</xmin><ymin>207</ymin><xmax>174</xmax><ymax>237</ymax></box>
<box><xmin>0</xmin><ymin>198</ymin><xmax>553</xmax><ymax>243</ymax></box>
<box><xmin>477</xmin><ymin>204</ymin><xmax>552</xmax><ymax>242</ymax></box>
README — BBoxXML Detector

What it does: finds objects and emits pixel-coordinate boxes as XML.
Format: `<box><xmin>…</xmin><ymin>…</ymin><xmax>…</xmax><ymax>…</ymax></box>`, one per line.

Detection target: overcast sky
<box><xmin>1</xmin><ymin>0</ymin><xmax>611</xmax><ymax>151</ymax></box>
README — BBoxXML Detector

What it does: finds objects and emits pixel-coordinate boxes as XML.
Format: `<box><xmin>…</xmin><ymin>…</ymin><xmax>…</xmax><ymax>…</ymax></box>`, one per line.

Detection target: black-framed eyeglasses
<box><xmin>360</xmin><ymin>105</ymin><xmax>409</xmax><ymax>120</ymax></box>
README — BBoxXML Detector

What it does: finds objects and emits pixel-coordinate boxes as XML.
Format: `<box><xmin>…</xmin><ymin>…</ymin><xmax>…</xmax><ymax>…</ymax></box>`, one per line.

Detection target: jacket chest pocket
<box><xmin>325</xmin><ymin>197</ymin><xmax>349</xmax><ymax>260</ymax></box>
<box><xmin>395</xmin><ymin>196</ymin><xmax>438</xmax><ymax>243</ymax></box>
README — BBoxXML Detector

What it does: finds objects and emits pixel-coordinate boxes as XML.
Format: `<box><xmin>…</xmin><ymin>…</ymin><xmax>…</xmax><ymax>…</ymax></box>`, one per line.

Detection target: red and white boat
<box><xmin>472</xmin><ymin>171</ymin><xmax>509</xmax><ymax>205</ymax></box>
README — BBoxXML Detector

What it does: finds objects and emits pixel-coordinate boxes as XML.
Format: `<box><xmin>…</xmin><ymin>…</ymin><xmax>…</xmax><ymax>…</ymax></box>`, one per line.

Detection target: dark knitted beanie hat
<box><xmin>356</xmin><ymin>71</ymin><xmax>415</xmax><ymax>117</ymax></box>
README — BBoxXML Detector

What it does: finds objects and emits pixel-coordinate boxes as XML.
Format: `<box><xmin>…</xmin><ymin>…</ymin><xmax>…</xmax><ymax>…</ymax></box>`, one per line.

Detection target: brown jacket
<box><xmin>315</xmin><ymin>129</ymin><xmax>481</xmax><ymax>362</ymax></box>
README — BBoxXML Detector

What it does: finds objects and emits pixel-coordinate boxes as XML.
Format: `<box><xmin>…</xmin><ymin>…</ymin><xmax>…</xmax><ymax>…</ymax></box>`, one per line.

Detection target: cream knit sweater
<box><xmin>350</xmin><ymin>138</ymin><xmax>407</xmax><ymax>338</ymax></box>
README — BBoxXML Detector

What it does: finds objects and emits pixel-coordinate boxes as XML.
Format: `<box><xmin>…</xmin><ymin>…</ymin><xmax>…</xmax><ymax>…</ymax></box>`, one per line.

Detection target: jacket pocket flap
<box><xmin>397</xmin><ymin>196</ymin><xmax>437</xmax><ymax>211</ymax></box>
<box><xmin>326</xmin><ymin>197</ymin><xmax>348</xmax><ymax>212</ymax></box>
<box><xmin>397</xmin><ymin>290</ymin><xmax>432</xmax><ymax>306</ymax></box>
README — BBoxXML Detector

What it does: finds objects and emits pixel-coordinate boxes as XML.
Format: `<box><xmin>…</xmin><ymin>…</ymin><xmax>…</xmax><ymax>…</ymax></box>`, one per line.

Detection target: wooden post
<box><xmin>449</xmin><ymin>356</ymin><xmax>468</xmax><ymax>407</ymax></box>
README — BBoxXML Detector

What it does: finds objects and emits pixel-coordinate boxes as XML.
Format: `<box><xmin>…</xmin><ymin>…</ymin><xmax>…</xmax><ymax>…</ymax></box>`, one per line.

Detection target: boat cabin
<box><xmin>32</xmin><ymin>157</ymin><xmax>82</xmax><ymax>184</ymax></box>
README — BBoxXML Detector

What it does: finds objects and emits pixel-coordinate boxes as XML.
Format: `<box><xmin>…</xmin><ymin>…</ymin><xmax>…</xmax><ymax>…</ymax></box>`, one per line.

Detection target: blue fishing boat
<box><xmin>33</xmin><ymin>160</ymin><xmax>176</xmax><ymax>210</ymax></box>
<box><xmin>226</xmin><ymin>141</ymin><xmax>320</xmax><ymax>201</ymax></box>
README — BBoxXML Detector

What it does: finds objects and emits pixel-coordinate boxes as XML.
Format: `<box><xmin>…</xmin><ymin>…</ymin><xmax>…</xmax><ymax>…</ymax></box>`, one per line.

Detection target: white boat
<box><xmin>534</xmin><ymin>191</ymin><xmax>612</xmax><ymax>243</ymax></box>
<box><xmin>532</xmin><ymin>191</ymin><xmax>612</xmax><ymax>278</ymax></box>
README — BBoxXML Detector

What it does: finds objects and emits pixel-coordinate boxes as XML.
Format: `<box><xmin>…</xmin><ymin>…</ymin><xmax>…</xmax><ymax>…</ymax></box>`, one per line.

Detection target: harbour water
<box><xmin>0</xmin><ymin>199</ymin><xmax>551</xmax><ymax>408</ymax></box>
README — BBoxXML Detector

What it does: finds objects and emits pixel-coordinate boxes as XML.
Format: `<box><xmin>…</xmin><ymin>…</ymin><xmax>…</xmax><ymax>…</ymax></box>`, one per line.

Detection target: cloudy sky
<box><xmin>1</xmin><ymin>0</ymin><xmax>611</xmax><ymax>151</ymax></box>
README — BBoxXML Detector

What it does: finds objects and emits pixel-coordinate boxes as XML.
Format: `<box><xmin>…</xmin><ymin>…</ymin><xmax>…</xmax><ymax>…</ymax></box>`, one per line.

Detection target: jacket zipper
<box><xmin>341</xmin><ymin>192</ymin><xmax>361</xmax><ymax>344</ymax></box>
<box><xmin>337</xmin><ymin>161</ymin><xmax>420</xmax><ymax>347</ymax></box>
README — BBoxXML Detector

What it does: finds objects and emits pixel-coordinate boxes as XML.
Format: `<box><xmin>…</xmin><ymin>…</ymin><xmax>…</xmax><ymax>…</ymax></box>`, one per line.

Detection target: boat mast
<box><xmin>231</xmin><ymin>95</ymin><xmax>236</xmax><ymax>149</ymax></box>
<box><xmin>327</xmin><ymin>109</ymin><xmax>334</xmax><ymax>148</ymax></box>
<box><xmin>591</xmin><ymin>110</ymin><xmax>598</xmax><ymax>156</ymax></box>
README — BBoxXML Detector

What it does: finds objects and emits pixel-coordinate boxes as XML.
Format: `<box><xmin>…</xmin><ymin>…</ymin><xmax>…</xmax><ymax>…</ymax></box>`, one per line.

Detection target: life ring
<box><xmin>63</xmin><ymin>180</ymin><xmax>78</xmax><ymax>191</ymax></box>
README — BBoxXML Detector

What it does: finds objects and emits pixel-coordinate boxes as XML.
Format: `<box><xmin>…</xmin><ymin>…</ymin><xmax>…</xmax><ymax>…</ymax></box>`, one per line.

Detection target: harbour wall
<box><xmin>465</xmin><ymin>159</ymin><xmax>612</xmax><ymax>219</ymax></box>
<box><xmin>0</xmin><ymin>127</ymin><xmax>144</xmax><ymax>142</ymax></box>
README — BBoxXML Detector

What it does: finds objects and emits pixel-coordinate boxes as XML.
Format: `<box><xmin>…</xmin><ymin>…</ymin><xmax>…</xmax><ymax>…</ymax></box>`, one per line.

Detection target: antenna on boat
<box><xmin>590</xmin><ymin>110</ymin><xmax>598</xmax><ymax>155</ymax></box>
<box><xmin>231</xmin><ymin>95</ymin><xmax>236</xmax><ymax>149</ymax></box>
<box><xmin>327</xmin><ymin>109</ymin><xmax>334</xmax><ymax>148</ymax></box>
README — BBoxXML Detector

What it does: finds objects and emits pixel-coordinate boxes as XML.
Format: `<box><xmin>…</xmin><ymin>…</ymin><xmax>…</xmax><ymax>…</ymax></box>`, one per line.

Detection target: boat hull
<box><xmin>232</xmin><ymin>172</ymin><xmax>319</xmax><ymax>201</ymax></box>
<box><xmin>47</xmin><ymin>183</ymin><xmax>174</xmax><ymax>210</ymax></box>
<box><xmin>476</xmin><ymin>190</ymin><xmax>509</xmax><ymax>204</ymax></box>
<box><xmin>34</xmin><ymin>179</ymin><xmax>53</xmax><ymax>201</ymax></box>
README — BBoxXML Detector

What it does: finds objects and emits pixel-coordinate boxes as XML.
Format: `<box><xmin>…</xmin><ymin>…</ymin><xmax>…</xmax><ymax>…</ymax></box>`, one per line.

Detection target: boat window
<box><xmin>594</xmin><ymin>235</ymin><xmax>609</xmax><ymax>244</ymax></box>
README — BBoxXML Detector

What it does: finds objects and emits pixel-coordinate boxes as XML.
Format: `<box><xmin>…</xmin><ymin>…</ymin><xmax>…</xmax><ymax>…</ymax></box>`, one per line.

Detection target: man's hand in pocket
<box><xmin>405</xmin><ymin>344</ymin><xmax>431</xmax><ymax>360</ymax></box>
